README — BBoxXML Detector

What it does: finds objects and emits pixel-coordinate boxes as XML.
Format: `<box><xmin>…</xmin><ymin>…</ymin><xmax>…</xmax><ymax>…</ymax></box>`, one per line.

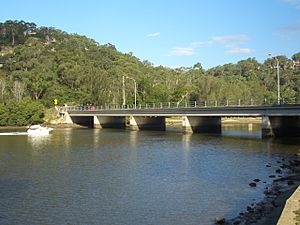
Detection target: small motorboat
<box><xmin>27</xmin><ymin>125</ymin><xmax>54</xmax><ymax>136</ymax></box>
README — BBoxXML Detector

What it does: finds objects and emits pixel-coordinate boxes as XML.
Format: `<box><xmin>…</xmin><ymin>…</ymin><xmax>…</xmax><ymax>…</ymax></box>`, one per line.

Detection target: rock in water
<box><xmin>215</xmin><ymin>216</ymin><xmax>225</xmax><ymax>224</ymax></box>
<box><xmin>249</xmin><ymin>182</ymin><xmax>257</xmax><ymax>187</ymax></box>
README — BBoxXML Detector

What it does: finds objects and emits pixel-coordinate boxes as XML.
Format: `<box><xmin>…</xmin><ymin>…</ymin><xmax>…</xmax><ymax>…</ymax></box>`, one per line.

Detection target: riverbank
<box><xmin>223</xmin><ymin>157</ymin><xmax>300</xmax><ymax>225</ymax></box>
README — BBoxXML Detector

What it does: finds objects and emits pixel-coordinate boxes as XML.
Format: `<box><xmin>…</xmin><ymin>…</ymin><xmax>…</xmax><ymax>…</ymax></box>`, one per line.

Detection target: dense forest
<box><xmin>0</xmin><ymin>20</ymin><xmax>299</xmax><ymax>125</ymax></box>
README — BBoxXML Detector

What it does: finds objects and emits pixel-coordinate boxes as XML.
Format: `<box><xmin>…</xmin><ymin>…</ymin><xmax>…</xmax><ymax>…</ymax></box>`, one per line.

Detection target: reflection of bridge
<box><xmin>63</xmin><ymin>104</ymin><xmax>300</xmax><ymax>138</ymax></box>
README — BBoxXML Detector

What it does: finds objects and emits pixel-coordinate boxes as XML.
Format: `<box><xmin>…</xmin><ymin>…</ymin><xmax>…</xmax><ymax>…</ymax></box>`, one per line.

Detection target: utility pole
<box><xmin>122</xmin><ymin>75</ymin><xmax>125</xmax><ymax>108</ymax></box>
<box><xmin>275</xmin><ymin>57</ymin><xmax>280</xmax><ymax>105</ymax></box>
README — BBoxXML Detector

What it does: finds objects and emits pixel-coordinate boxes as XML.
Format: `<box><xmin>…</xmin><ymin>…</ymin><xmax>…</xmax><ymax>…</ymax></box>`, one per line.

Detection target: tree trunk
<box><xmin>11</xmin><ymin>30</ymin><xmax>15</xmax><ymax>46</ymax></box>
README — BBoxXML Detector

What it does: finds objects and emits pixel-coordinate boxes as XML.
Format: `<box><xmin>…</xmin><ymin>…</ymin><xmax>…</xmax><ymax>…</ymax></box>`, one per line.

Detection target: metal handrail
<box><xmin>60</xmin><ymin>98</ymin><xmax>299</xmax><ymax>112</ymax></box>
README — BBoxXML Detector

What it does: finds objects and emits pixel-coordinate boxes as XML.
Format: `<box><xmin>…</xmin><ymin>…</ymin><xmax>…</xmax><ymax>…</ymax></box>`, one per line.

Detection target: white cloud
<box><xmin>284</xmin><ymin>23</ymin><xmax>300</xmax><ymax>32</ymax></box>
<box><xmin>167</xmin><ymin>34</ymin><xmax>253</xmax><ymax>57</ymax></box>
<box><xmin>283</xmin><ymin>0</ymin><xmax>300</xmax><ymax>10</ymax></box>
<box><xmin>273</xmin><ymin>23</ymin><xmax>300</xmax><ymax>39</ymax></box>
<box><xmin>225</xmin><ymin>45</ymin><xmax>253</xmax><ymax>54</ymax></box>
<box><xmin>168</xmin><ymin>47</ymin><xmax>195</xmax><ymax>56</ymax></box>
<box><xmin>146</xmin><ymin>32</ymin><xmax>160</xmax><ymax>38</ymax></box>
<box><xmin>212</xmin><ymin>35</ymin><xmax>251</xmax><ymax>44</ymax></box>
<box><xmin>190</xmin><ymin>41</ymin><xmax>213</xmax><ymax>47</ymax></box>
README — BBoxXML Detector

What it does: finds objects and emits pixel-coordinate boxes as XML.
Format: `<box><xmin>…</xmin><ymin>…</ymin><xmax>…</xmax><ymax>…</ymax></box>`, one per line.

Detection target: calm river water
<box><xmin>0</xmin><ymin>125</ymin><xmax>299</xmax><ymax>225</ymax></box>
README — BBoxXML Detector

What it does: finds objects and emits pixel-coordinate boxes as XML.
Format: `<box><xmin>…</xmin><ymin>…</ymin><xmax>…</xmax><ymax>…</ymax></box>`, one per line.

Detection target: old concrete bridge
<box><xmin>62</xmin><ymin>104</ymin><xmax>300</xmax><ymax>138</ymax></box>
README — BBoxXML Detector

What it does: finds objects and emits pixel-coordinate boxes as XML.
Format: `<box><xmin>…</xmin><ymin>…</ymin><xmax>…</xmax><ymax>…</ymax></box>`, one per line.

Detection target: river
<box><xmin>0</xmin><ymin>125</ymin><xmax>299</xmax><ymax>225</ymax></box>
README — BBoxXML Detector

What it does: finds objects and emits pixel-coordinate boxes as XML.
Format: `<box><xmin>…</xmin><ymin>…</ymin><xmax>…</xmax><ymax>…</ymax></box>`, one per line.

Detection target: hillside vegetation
<box><xmin>0</xmin><ymin>20</ymin><xmax>299</xmax><ymax>125</ymax></box>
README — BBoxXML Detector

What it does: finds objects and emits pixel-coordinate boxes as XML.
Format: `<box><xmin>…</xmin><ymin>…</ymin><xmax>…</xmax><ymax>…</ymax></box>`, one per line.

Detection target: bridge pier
<box><xmin>262</xmin><ymin>116</ymin><xmax>273</xmax><ymax>138</ymax></box>
<box><xmin>94</xmin><ymin>116</ymin><xmax>125</xmax><ymax>128</ymax></box>
<box><xmin>130</xmin><ymin>116</ymin><xmax>166</xmax><ymax>130</ymax></box>
<box><xmin>182</xmin><ymin>116</ymin><xmax>221</xmax><ymax>134</ymax></box>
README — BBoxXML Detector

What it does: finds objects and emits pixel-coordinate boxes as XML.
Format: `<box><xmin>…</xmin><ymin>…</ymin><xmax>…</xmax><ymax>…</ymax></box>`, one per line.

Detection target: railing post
<box><xmin>215</xmin><ymin>100</ymin><xmax>218</xmax><ymax>107</ymax></box>
<box><xmin>160</xmin><ymin>103</ymin><xmax>163</xmax><ymax>108</ymax></box>
<box><xmin>185</xmin><ymin>102</ymin><xmax>187</xmax><ymax>108</ymax></box>
<box><xmin>153</xmin><ymin>103</ymin><xmax>155</xmax><ymax>109</ymax></box>
<box><xmin>168</xmin><ymin>102</ymin><xmax>171</xmax><ymax>108</ymax></box>
<box><xmin>204</xmin><ymin>101</ymin><xmax>207</xmax><ymax>107</ymax></box>
<box><xmin>194</xmin><ymin>101</ymin><xmax>197</xmax><ymax>107</ymax></box>
<box><xmin>226</xmin><ymin>99</ymin><xmax>229</xmax><ymax>106</ymax></box>
<box><xmin>146</xmin><ymin>104</ymin><xmax>148</xmax><ymax>109</ymax></box>
<box><xmin>251</xmin><ymin>98</ymin><xmax>253</xmax><ymax>106</ymax></box>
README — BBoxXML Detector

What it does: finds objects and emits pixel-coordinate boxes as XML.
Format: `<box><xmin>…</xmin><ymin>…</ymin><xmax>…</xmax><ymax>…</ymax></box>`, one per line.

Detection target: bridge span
<box><xmin>63</xmin><ymin>104</ymin><xmax>300</xmax><ymax>138</ymax></box>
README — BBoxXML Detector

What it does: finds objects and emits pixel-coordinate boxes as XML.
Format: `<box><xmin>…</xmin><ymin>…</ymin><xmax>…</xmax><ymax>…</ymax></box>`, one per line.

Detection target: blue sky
<box><xmin>1</xmin><ymin>0</ymin><xmax>300</xmax><ymax>69</ymax></box>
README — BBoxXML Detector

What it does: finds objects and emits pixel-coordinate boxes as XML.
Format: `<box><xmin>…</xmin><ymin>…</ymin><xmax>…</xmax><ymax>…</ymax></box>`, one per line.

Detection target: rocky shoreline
<box><xmin>218</xmin><ymin>157</ymin><xmax>300</xmax><ymax>225</ymax></box>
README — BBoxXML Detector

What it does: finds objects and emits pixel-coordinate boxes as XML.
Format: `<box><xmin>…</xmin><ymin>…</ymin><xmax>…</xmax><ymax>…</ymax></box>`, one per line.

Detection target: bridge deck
<box><xmin>67</xmin><ymin>105</ymin><xmax>300</xmax><ymax>117</ymax></box>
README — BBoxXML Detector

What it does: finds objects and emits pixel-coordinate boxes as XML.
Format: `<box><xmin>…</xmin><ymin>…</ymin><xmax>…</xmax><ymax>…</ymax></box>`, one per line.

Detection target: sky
<box><xmin>1</xmin><ymin>0</ymin><xmax>300</xmax><ymax>69</ymax></box>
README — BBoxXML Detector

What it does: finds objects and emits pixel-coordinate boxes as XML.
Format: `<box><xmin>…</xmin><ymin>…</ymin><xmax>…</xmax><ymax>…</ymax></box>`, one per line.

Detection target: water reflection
<box><xmin>129</xmin><ymin>130</ymin><xmax>138</xmax><ymax>148</ymax></box>
<box><xmin>182</xmin><ymin>133</ymin><xmax>192</xmax><ymax>150</ymax></box>
<box><xmin>60</xmin><ymin>128</ymin><xmax>73</xmax><ymax>150</ymax></box>
<box><xmin>92</xmin><ymin>128</ymin><xmax>101</xmax><ymax>146</ymax></box>
<box><xmin>222</xmin><ymin>123</ymin><xmax>261</xmax><ymax>139</ymax></box>
<box><xmin>27</xmin><ymin>135</ymin><xmax>52</xmax><ymax>151</ymax></box>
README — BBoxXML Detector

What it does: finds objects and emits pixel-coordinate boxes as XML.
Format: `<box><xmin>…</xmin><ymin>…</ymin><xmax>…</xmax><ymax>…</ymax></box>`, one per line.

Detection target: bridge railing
<box><xmin>62</xmin><ymin>97</ymin><xmax>299</xmax><ymax>112</ymax></box>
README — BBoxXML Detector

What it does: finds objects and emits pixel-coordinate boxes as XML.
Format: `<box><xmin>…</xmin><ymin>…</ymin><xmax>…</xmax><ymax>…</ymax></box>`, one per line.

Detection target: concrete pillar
<box><xmin>129</xmin><ymin>116</ymin><xmax>139</xmax><ymax>130</ymax></box>
<box><xmin>268</xmin><ymin>116</ymin><xmax>300</xmax><ymax>137</ymax></box>
<box><xmin>261</xmin><ymin>116</ymin><xmax>273</xmax><ymax>138</ymax></box>
<box><xmin>93</xmin><ymin>116</ymin><xmax>101</xmax><ymax>128</ymax></box>
<box><xmin>182</xmin><ymin>116</ymin><xmax>221</xmax><ymax>134</ymax></box>
<box><xmin>94</xmin><ymin>116</ymin><xmax>126</xmax><ymax>129</ymax></box>
<box><xmin>182</xmin><ymin>116</ymin><xmax>193</xmax><ymax>133</ymax></box>
<box><xmin>129</xmin><ymin>116</ymin><xmax>166</xmax><ymax>130</ymax></box>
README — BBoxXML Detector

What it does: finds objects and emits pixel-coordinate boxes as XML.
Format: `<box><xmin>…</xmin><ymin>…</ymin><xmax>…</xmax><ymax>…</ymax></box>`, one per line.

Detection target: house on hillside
<box><xmin>293</xmin><ymin>60</ymin><xmax>300</xmax><ymax>69</ymax></box>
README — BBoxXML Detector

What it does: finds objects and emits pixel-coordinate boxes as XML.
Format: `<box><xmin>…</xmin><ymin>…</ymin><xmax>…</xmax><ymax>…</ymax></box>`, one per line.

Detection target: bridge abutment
<box><xmin>63</xmin><ymin>112</ymin><xmax>74</xmax><ymax>124</ymax></box>
<box><xmin>130</xmin><ymin>116</ymin><xmax>166</xmax><ymax>130</ymax></box>
<box><xmin>182</xmin><ymin>116</ymin><xmax>222</xmax><ymax>134</ymax></box>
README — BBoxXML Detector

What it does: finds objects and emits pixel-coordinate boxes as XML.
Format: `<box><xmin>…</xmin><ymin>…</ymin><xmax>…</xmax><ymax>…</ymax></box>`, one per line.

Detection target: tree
<box><xmin>12</xmin><ymin>81</ymin><xmax>26</xmax><ymax>101</ymax></box>
<box><xmin>0</xmin><ymin>77</ymin><xmax>6</xmax><ymax>103</ymax></box>
<box><xmin>292</xmin><ymin>52</ymin><xmax>300</xmax><ymax>61</ymax></box>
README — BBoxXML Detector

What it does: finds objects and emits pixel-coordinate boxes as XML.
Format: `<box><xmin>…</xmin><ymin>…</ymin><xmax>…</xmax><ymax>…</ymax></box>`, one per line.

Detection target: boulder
<box><xmin>215</xmin><ymin>216</ymin><xmax>225</xmax><ymax>224</ymax></box>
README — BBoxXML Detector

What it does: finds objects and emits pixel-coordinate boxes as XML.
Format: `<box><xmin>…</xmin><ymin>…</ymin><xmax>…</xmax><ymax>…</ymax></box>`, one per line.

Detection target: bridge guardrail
<box><xmin>61</xmin><ymin>97</ymin><xmax>299</xmax><ymax>112</ymax></box>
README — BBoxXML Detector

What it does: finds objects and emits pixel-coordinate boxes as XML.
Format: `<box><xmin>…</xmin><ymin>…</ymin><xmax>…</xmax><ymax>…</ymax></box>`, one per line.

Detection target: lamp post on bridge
<box><xmin>268</xmin><ymin>53</ymin><xmax>281</xmax><ymax>105</ymax></box>
<box><xmin>122</xmin><ymin>75</ymin><xmax>137</xmax><ymax>109</ymax></box>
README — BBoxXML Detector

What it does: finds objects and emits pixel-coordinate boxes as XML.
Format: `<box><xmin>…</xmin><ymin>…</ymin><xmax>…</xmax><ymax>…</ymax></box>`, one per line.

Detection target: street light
<box><xmin>268</xmin><ymin>53</ymin><xmax>280</xmax><ymax>105</ymax></box>
<box><xmin>122</xmin><ymin>75</ymin><xmax>137</xmax><ymax>109</ymax></box>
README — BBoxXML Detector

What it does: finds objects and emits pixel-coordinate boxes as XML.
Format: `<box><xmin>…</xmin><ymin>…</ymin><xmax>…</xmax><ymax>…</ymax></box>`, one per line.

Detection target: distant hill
<box><xmin>0</xmin><ymin>20</ymin><xmax>299</xmax><ymax>109</ymax></box>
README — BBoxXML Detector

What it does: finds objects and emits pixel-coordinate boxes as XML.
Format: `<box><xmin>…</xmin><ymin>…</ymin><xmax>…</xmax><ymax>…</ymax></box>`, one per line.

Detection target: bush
<box><xmin>0</xmin><ymin>98</ymin><xmax>45</xmax><ymax>126</ymax></box>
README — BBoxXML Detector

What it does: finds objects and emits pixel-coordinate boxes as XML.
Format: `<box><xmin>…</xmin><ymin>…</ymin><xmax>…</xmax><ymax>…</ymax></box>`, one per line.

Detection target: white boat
<box><xmin>27</xmin><ymin>125</ymin><xmax>53</xmax><ymax>136</ymax></box>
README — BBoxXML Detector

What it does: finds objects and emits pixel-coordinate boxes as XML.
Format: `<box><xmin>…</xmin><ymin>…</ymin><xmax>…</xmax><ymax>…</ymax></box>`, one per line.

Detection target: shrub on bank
<box><xmin>0</xmin><ymin>98</ymin><xmax>45</xmax><ymax>126</ymax></box>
